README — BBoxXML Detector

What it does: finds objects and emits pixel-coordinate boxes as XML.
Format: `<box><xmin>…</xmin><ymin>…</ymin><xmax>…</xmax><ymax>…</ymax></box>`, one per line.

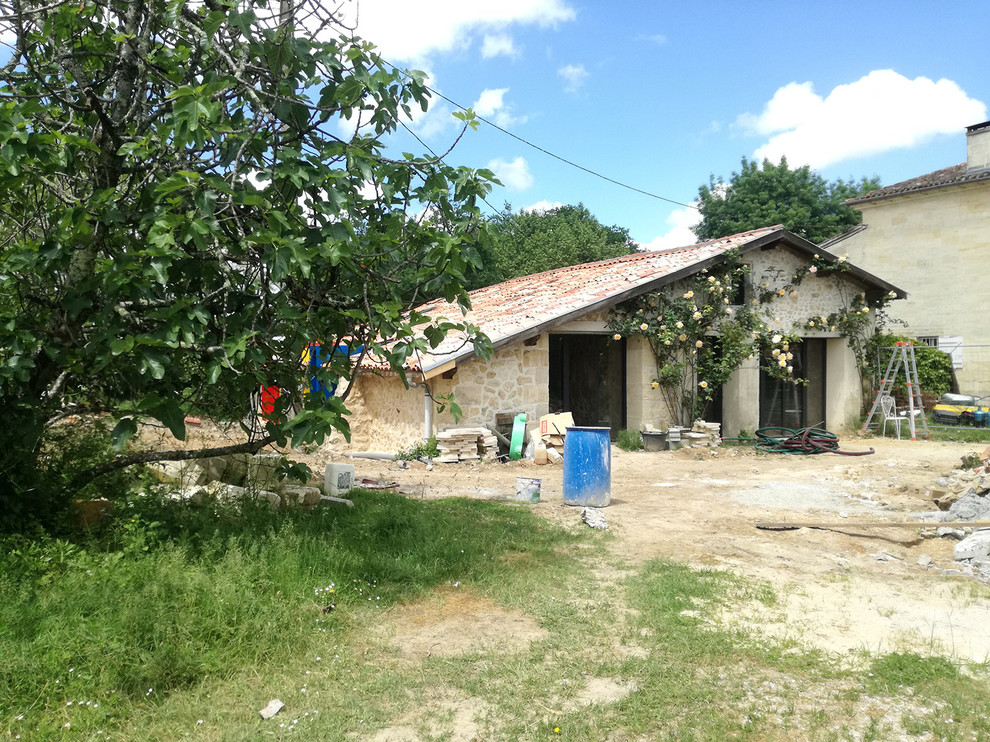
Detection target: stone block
<box><xmin>247</xmin><ymin>453</ymin><xmax>285</xmax><ymax>488</ymax></box>
<box><xmin>954</xmin><ymin>530</ymin><xmax>990</xmax><ymax>561</ymax></box>
<box><xmin>148</xmin><ymin>459</ymin><xmax>207</xmax><ymax>486</ymax></box>
<box><xmin>282</xmin><ymin>485</ymin><xmax>323</xmax><ymax>508</ymax></box>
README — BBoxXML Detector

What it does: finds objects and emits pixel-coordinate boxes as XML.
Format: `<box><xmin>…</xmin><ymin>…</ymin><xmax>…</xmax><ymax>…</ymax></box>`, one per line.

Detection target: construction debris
<box><xmin>259</xmin><ymin>699</ymin><xmax>284</xmax><ymax>720</ymax></box>
<box><xmin>436</xmin><ymin>427</ymin><xmax>499</xmax><ymax>463</ymax></box>
<box><xmin>690</xmin><ymin>420</ymin><xmax>721</xmax><ymax>447</ymax></box>
<box><xmin>916</xmin><ymin>451</ymin><xmax>990</xmax><ymax>574</ymax></box>
<box><xmin>581</xmin><ymin>507</ymin><xmax>608</xmax><ymax>530</ymax></box>
<box><xmin>539</xmin><ymin>412</ymin><xmax>573</xmax><ymax>449</ymax></box>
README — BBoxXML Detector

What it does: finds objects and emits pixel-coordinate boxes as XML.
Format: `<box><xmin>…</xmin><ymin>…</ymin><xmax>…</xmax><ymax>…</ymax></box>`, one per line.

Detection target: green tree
<box><xmin>694</xmin><ymin>157</ymin><xmax>880</xmax><ymax>244</ymax></box>
<box><xmin>470</xmin><ymin>203</ymin><xmax>636</xmax><ymax>287</ymax></box>
<box><xmin>0</xmin><ymin>0</ymin><xmax>494</xmax><ymax>526</ymax></box>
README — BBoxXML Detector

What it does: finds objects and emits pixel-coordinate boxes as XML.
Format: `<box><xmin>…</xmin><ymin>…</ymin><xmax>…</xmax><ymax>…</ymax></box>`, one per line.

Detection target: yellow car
<box><xmin>931</xmin><ymin>393</ymin><xmax>990</xmax><ymax>426</ymax></box>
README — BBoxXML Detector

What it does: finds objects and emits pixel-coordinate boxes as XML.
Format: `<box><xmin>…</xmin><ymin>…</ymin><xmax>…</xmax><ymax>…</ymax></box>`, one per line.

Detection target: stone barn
<box><xmin>338</xmin><ymin>225</ymin><xmax>904</xmax><ymax>451</ymax></box>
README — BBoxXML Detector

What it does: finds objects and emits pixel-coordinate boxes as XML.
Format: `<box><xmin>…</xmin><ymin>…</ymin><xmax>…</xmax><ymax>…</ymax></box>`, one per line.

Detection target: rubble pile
<box><xmin>435</xmin><ymin>428</ymin><xmax>499</xmax><ymax>463</ymax></box>
<box><xmin>919</xmin><ymin>450</ymin><xmax>990</xmax><ymax>574</ymax></box>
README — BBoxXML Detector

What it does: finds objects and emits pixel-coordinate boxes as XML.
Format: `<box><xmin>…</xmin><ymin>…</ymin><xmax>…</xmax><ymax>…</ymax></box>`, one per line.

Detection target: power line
<box><xmin>426</xmin><ymin>85</ymin><xmax>698</xmax><ymax>210</ymax></box>
<box><xmin>377</xmin><ymin>58</ymin><xmax>698</xmax><ymax>211</ymax></box>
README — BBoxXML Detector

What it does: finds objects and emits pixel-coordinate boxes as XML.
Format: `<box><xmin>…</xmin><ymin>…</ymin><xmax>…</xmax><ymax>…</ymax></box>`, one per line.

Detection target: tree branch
<box><xmin>69</xmin><ymin>434</ymin><xmax>277</xmax><ymax>492</ymax></box>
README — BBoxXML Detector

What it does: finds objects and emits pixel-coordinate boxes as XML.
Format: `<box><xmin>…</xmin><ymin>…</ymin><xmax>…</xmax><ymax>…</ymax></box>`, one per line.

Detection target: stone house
<box><xmin>341</xmin><ymin>226</ymin><xmax>903</xmax><ymax>450</ymax></box>
<box><xmin>825</xmin><ymin>120</ymin><xmax>990</xmax><ymax>396</ymax></box>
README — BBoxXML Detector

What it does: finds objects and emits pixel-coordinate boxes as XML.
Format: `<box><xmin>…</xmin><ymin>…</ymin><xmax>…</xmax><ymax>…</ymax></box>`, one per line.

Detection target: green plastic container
<box><xmin>509</xmin><ymin>412</ymin><xmax>527</xmax><ymax>460</ymax></box>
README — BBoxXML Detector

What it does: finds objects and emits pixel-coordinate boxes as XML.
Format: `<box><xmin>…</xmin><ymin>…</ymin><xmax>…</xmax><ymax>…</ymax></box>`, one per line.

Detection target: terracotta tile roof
<box><xmin>848</xmin><ymin>163</ymin><xmax>990</xmax><ymax>204</ymax></box>
<box><xmin>360</xmin><ymin>224</ymin><xmax>902</xmax><ymax>376</ymax></box>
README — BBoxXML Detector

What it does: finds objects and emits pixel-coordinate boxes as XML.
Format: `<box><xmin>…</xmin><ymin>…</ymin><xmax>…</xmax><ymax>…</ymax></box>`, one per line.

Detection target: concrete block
<box><xmin>148</xmin><ymin>459</ymin><xmax>207</xmax><ymax>486</ymax></box>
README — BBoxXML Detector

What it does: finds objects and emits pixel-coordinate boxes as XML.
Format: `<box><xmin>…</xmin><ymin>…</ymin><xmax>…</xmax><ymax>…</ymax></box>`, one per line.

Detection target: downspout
<box><xmin>408</xmin><ymin>379</ymin><xmax>433</xmax><ymax>441</ymax></box>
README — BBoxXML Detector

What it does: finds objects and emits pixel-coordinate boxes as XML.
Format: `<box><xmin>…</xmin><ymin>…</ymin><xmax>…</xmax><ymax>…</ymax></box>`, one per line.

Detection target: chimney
<box><xmin>966</xmin><ymin>121</ymin><xmax>990</xmax><ymax>173</ymax></box>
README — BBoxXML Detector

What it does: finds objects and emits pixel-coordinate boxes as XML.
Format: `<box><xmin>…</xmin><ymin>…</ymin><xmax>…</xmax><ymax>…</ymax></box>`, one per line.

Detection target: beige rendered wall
<box><xmin>840</xmin><ymin>181</ymin><xmax>990</xmax><ymax>395</ymax></box>
<box><xmin>825</xmin><ymin>338</ymin><xmax>862</xmax><ymax>432</ymax></box>
<box><xmin>721</xmin><ymin>356</ymin><xmax>761</xmax><ymax>438</ymax></box>
<box><xmin>338</xmin><ymin>335</ymin><xmax>550</xmax><ymax>451</ymax></box>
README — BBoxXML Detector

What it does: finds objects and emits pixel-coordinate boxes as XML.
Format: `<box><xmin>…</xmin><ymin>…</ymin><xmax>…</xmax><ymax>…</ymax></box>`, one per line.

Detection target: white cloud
<box><xmin>472</xmin><ymin>88</ymin><xmax>527</xmax><ymax>129</ymax></box>
<box><xmin>558</xmin><ymin>63</ymin><xmax>589</xmax><ymax>93</ymax></box>
<box><xmin>523</xmin><ymin>200</ymin><xmax>563</xmax><ymax>213</ymax></box>
<box><xmin>341</xmin><ymin>0</ymin><xmax>575</xmax><ymax>63</ymax></box>
<box><xmin>487</xmin><ymin>156</ymin><xmax>534</xmax><ymax>190</ymax></box>
<box><xmin>638</xmin><ymin>33</ymin><xmax>667</xmax><ymax>46</ymax></box>
<box><xmin>474</xmin><ymin>88</ymin><xmax>508</xmax><ymax>117</ymax></box>
<box><xmin>639</xmin><ymin>203</ymin><xmax>702</xmax><ymax>252</ymax></box>
<box><xmin>482</xmin><ymin>34</ymin><xmax>518</xmax><ymax>59</ymax></box>
<box><xmin>738</xmin><ymin>70</ymin><xmax>987</xmax><ymax>169</ymax></box>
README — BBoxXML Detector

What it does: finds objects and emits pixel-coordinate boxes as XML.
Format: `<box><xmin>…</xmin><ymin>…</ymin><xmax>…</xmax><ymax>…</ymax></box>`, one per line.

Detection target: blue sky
<box><xmin>344</xmin><ymin>0</ymin><xmax>990</xmax><ymax>249</ymax></box>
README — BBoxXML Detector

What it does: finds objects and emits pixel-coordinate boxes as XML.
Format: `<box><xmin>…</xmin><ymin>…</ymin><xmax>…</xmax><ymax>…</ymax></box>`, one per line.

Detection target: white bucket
<box><xmin>515</xmin><ymin>476</ymin><xmax>541</xmax><ymax>503</ymax></box>
<box><xmin>325</xmin><ymin>463</ymin><xmax>355</xmax><ymax>496</ymax></box>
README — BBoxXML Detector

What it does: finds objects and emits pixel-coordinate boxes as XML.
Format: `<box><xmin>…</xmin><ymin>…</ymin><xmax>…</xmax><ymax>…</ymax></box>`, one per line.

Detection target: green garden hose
<box><xmin>754</xmin><ymin>427</ymin><xmax>875</xmax><ymax>456</ymax></box>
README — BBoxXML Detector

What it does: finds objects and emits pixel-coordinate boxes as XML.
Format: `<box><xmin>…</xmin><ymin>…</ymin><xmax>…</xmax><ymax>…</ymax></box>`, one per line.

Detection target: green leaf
<box><xmin>110</xmin><ymin>418</ymin><xmax>138</xmax><ymax>451</ymax></box>
<box><xmin>110</xmin><ymin>337</ymin><xmax>134</xmax><ymax>356</ymax></box>
<box><xmin>153</xmin><ymin>397</ymin><xmax>187</xmax><ymax>441</ymax></box>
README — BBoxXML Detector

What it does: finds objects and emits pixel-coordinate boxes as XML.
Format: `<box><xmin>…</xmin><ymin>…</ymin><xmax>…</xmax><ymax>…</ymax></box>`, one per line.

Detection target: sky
<box><xmin>339</xmin><ymin>0</ymin><xmax>990</xmax><ymax>250</ymax></box>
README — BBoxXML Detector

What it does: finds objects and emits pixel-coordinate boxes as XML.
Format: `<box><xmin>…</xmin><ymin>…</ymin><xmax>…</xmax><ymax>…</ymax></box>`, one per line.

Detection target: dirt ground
<box><xmin>152</xmin><ymin>422</ymin><xmax>990</xmax><ymax>664</ymax></box>
<box><xmin>308</xmin><ymin>435</ymin><xmax>990</xmax><ymax>666</ymax></box>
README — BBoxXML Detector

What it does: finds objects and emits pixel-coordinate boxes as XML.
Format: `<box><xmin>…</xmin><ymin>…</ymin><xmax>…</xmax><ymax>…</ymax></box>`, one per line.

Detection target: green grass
<box><xmin>4</xmin><ymin>491</ymin><xmax>990</xmax><ymax>741</ymax></box>
<box><xmin>926</xmin><ymin>426</ymin><xmax>990</xmax><ymax>443</ymax></box>
<box><xmin>0</xmin><ymin>490</ymin><xmax>580</xmax><ymax>740</ymax></box>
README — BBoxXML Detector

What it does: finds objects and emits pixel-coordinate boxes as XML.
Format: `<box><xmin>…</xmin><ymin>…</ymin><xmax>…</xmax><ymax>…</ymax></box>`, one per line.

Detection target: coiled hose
<box><xmin>754</xmin><ymin>427</ymin><xmax>875</xmax><ymax>456</ymax></box>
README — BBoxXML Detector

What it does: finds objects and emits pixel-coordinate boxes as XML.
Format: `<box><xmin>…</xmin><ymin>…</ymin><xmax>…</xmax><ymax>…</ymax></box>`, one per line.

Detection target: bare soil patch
<box><xmin>374</xmin><ymin>586</ymin><xmax>548</xmax><ymax>660</ymax></box>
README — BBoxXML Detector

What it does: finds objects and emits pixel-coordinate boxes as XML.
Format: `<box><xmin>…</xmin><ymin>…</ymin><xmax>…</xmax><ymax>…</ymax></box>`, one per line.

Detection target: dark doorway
<box><xmin>549</xmin><ymin>334</ymin><xmax>626</xmax><ymax>438</ymax></box>
<box><xmin>759</xmin><ymin>338</ymin><xmax>826</xmax><ymax>429</ymax></box>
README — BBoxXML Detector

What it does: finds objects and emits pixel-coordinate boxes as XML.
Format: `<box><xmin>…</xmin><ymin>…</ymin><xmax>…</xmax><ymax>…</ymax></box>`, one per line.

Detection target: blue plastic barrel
<box><xmin>562</xmin><ymin>427</ymin><xmax>611</xmax><ymax>507</ymax></box>
<box><xmin>974</xmin><ymin>410</ymin><xmax>987</xmax><ymax>428</ymax></box>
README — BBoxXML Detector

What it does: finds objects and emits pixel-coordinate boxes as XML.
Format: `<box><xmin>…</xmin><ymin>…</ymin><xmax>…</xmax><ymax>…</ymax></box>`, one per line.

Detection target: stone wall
<box><xmin>745</xmin><ymin>248</ymin><xmax>864</xmax><ymax>336</ymax></box>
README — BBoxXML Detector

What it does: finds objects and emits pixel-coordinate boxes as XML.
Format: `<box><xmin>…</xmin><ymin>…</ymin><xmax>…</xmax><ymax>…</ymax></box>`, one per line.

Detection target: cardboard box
<box><xmin>539</xmin><ymin>412</ymin><xmax>574</xmax><ymax>445</ymax></box>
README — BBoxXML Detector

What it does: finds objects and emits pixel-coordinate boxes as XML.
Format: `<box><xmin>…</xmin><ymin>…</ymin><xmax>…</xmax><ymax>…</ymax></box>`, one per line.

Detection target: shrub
<box><xmin>867</xmin><ymin>334</ymin><xmax>954</xmax><ymax>401</ymax></box>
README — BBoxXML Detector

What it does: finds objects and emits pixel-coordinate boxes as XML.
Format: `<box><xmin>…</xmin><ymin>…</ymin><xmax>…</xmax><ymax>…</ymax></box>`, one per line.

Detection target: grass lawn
<box><xmin>2</xmin><ymin>489</ymin><xmax>989</xmax><ymax>741</ymax></box>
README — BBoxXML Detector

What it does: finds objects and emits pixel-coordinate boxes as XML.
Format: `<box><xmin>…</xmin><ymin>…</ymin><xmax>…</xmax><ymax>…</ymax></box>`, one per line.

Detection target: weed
<box><xmin>396</xmin><ymin>436</ymin><xmax>440</xmax><ymax>461</ymax></box>
<box><xmin>616</xmin><ymin>429</ymin><xmax>643</xmax><ymax>452</ymax></box>
<box><xmin>0</xmin><ymin>489</ymin><xmax>579</xmax><ymax>740</ymax></box>
<box><xmin>866</xmin><ymin>652</ymin><xmax>957</xmax><ymax>692</ymax></box>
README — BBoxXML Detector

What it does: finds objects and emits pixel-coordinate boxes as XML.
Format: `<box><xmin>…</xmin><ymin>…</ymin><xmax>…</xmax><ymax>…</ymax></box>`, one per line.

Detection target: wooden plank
<box><xmin>756</xmin><ymin>520</ymin><xmax>990</xmax><ymax>531</ymax></box>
